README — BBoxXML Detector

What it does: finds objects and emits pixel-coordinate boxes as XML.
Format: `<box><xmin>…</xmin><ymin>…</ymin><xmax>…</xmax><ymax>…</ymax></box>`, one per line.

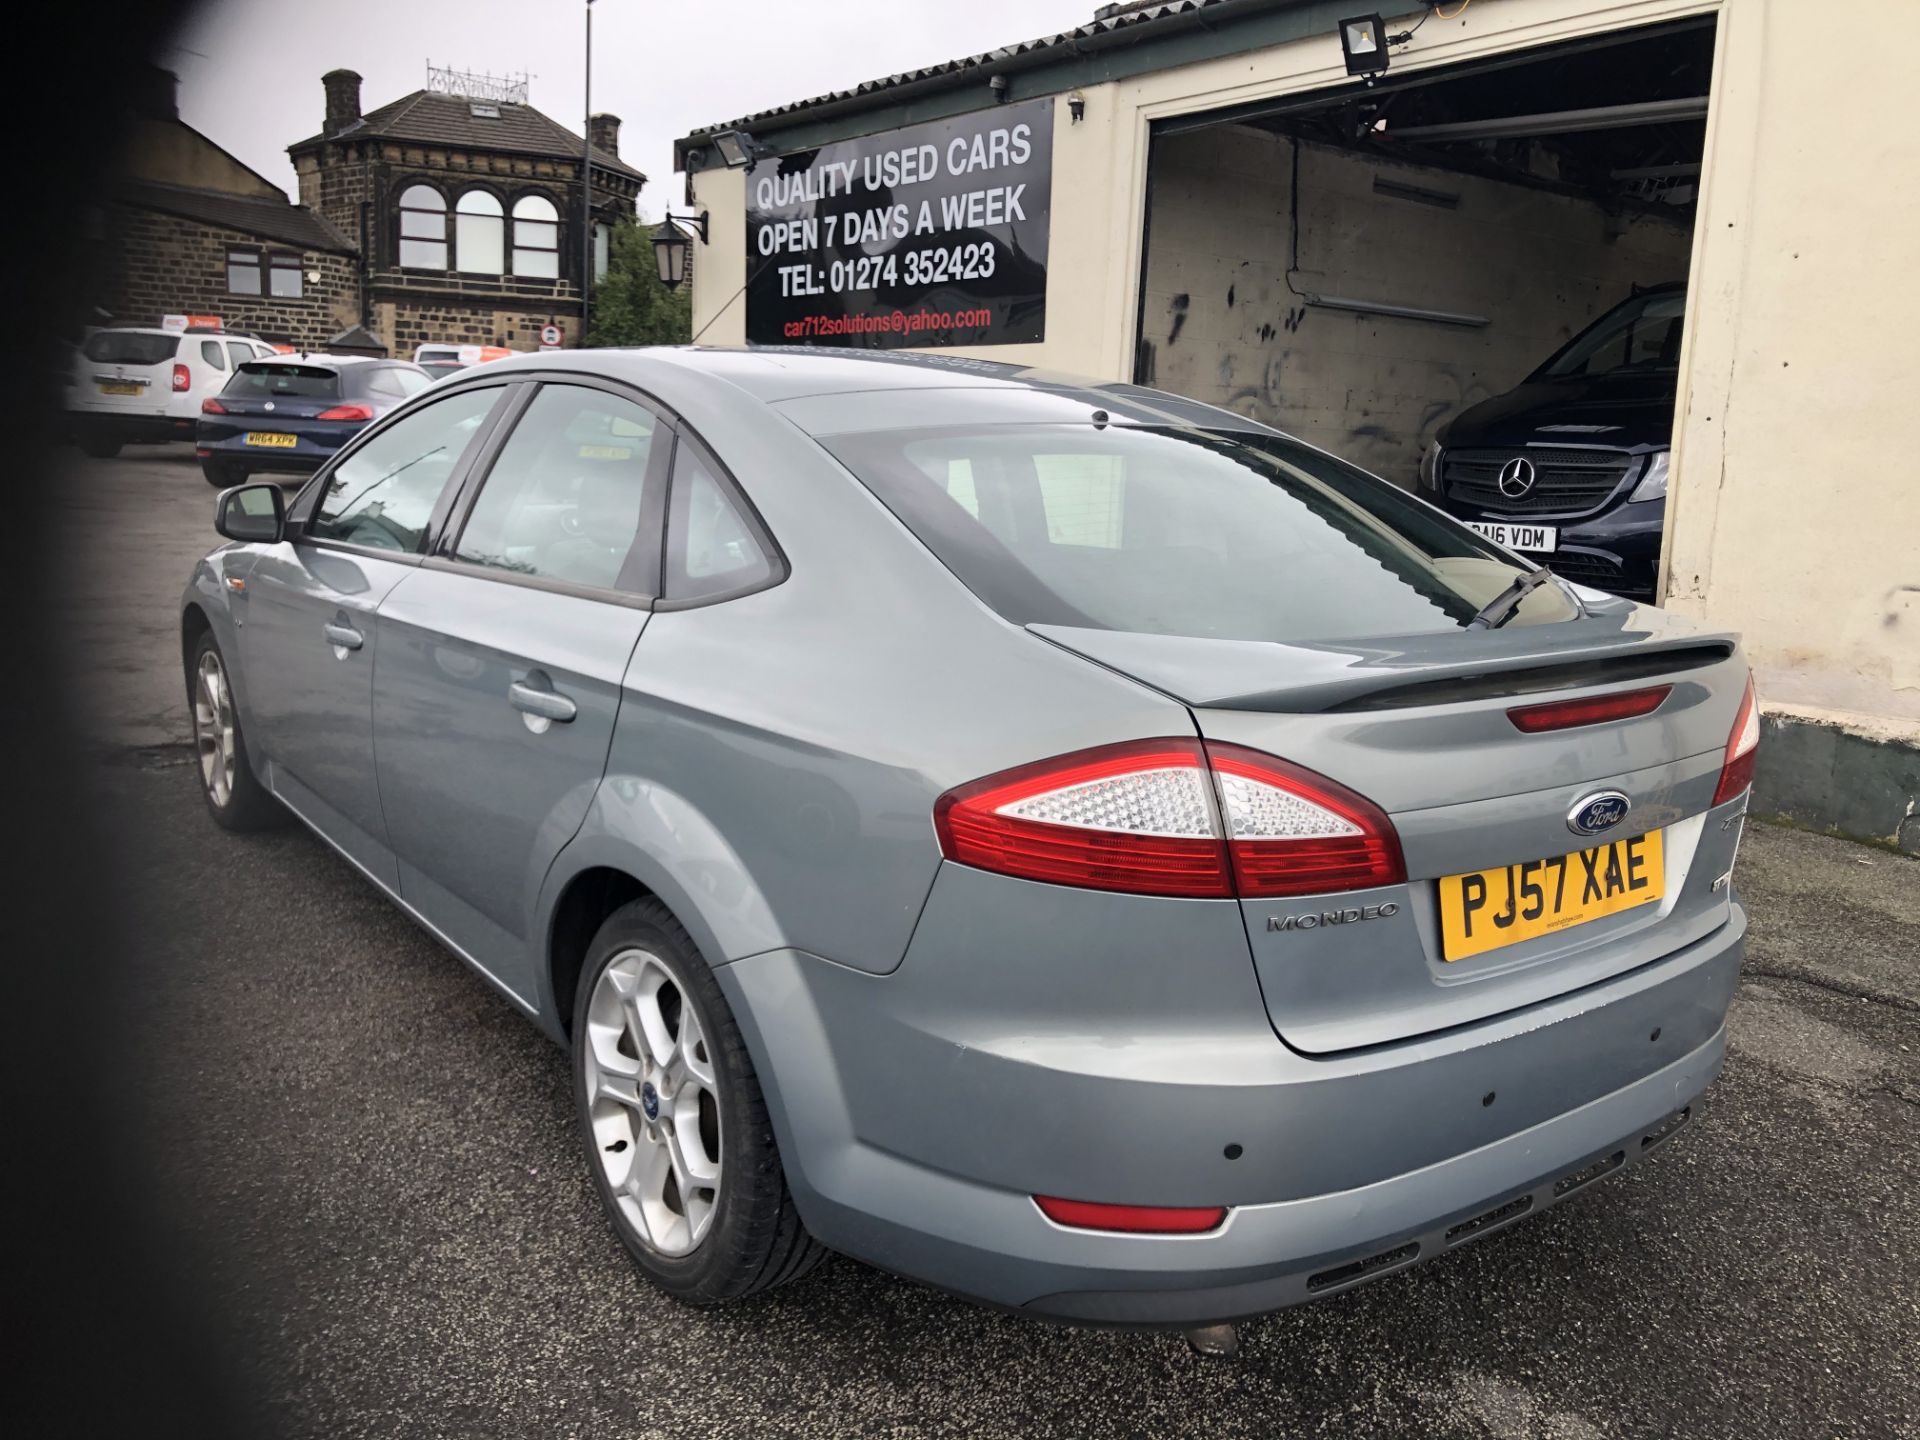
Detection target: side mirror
<box><xmin>215</xmin><ymin>483</ymin><xmax>285</xmax><ymax>544</ymax></box>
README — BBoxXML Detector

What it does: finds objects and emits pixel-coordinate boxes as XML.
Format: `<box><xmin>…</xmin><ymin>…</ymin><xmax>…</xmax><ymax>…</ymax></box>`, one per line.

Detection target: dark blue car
<box><xmin>1422</xmin><ymin>283</ymin><xmax>1684</xmax><ymax>602</ymax></box>
<box><xmin>197</xmin><ymin>356</ymin><xmax>433</xmax><ymax>487</ymax></box>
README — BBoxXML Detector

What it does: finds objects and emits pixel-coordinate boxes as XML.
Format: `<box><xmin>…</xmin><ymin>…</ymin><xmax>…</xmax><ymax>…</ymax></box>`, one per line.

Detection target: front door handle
<box><xmin>323</xmin><ymin>621</ymin><xmax>364</xmax><ymax>653</ymax></box>
<box><xmin>509</xmin><ymin>678</ymin><xmax>577</xmax><ymax>724</ymax></box>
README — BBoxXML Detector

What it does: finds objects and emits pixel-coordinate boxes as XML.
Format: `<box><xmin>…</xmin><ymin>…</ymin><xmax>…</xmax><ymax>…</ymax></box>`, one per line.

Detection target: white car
<box><xmin>67</xmin><ymin>325</ymin><xmax>281</xmax><ymax>458</ymax></box>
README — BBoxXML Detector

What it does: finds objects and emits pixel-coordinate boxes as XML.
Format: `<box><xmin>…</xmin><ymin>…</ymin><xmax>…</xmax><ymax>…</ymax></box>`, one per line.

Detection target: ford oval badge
<box><xmin>1567</xmin><ymin>790</ymin><xmax>1631</xmax><ymax>836</ymax></box>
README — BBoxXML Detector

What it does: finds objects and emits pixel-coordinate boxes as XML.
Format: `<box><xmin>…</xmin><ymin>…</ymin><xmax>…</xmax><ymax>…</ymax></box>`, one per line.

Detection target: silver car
<box><xmin>183</xmin><ymin>349</ymin><xmax>1756</xmax><ymax>1325</ymax></box>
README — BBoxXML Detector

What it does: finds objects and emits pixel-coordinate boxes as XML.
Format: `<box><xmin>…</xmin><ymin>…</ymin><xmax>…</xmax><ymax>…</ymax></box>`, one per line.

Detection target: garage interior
<box><xmin>1134</xmin><ymin>16</ymin><xmax>1715</xmax><ymax>511</ymax></box>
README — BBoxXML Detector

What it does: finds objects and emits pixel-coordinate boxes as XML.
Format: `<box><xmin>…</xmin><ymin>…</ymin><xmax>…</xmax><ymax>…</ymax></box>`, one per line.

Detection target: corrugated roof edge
<box><xmin>673</xmin><ymin>0</ymin><xmax>1320</xmax><ymax>166</ymax></box>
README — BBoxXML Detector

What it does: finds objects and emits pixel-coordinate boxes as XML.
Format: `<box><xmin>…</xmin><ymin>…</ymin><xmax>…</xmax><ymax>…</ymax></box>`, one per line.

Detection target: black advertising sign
<box><xmin>744</xmin><ymin>100</ymin><xmax>1052</xmax><ymax>348</ymax></box>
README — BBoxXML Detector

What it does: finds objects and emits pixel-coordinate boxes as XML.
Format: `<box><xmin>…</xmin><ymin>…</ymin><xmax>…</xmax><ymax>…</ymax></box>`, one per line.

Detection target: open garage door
<box><xmin>1134</xmin><ymin>16</ymin><xmax>1714</xmax><ymax>603</ymax></box>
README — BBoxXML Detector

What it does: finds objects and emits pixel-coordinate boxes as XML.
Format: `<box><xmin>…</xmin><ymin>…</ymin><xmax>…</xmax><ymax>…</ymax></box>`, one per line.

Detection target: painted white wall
<box><xmin>688</xmin><ymin>0</ymin><xmax>1919</xmax><ymax>739</ymax></box>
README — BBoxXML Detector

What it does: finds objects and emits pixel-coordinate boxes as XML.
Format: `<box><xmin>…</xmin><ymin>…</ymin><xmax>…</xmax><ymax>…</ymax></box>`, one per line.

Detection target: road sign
<box><xmin>540</xmin><ymin>323</ymin><xmax>563</xmax><ymax>347</ymax></box>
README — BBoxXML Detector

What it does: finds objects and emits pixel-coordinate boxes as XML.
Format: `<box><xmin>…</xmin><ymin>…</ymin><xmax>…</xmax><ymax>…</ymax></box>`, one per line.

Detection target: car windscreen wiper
<box><xmin>1465</xmin><ymin>565</ymin><xmax>1562</xmax><ymax>631</ymax></box>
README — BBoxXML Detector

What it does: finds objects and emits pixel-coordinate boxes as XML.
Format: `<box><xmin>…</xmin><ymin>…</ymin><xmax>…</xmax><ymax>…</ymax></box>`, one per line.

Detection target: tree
<box><xmin>587</xmin><ymin>214</ymin><xmax>693</xmax><ymax>347</ymax></box>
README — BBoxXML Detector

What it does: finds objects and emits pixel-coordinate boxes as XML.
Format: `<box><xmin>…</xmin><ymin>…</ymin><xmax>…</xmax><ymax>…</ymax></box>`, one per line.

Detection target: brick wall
<box><xmin>376</xmin><ymin>297</ymin><xmax>577</xmax><ymax>356</ymax></box>
<box><xmin>96</xmin><ymin>205</ymin><xmax>359</xmax><ymax>347</ymax></box>
<box><xmin>1139</xmin><ymin>126</ymin><xmax>1695</xmax><ymax>485</ymax></box>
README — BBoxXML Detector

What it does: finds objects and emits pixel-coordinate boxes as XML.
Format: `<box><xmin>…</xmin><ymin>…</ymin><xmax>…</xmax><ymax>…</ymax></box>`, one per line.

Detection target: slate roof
<box><xmin>118</xmin><ymin>180</ymin><xmax>358</xmax><ymax>254</ymax></box>
<box><xmin>678</xmin><ymin>0</ymin><xmax>1277</xmax><ymax>147</ymax></box>
<box><xmin>291</xmin><ymin>90</ymin><xmax>644</xmax><ymax>182</ymax></box>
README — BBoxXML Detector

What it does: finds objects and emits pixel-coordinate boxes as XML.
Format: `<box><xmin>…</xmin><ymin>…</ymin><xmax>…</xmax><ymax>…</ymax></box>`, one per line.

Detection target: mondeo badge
<box><xmin>1497</xmin><ymin>455</ymin><xmax>1537</xmax><ymax>498</ymax></box>
<box><xmin>1568</xmin><ymin>790</ymin><xmax>1631</xmax><ymax>836</ymax></box>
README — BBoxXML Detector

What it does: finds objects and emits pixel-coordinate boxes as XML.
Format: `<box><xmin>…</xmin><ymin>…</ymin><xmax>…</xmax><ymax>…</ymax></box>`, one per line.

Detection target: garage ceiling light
<box><xmin>1340</xmin><ymin>14</ymin><xmax>1389</xmax><ymax>76</ymax></box>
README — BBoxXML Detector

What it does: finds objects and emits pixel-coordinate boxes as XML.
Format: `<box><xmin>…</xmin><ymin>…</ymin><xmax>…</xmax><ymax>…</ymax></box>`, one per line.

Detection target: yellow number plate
<box><xmin>246</xmin><ymin>431</ymin><xmax>297</xmax><ymax>448</ymax></box>
<box><xmin>97</xmin><ymin>382</ymin><xmax>141</xmax><ymax>395</ymax></box>
<box><xmin>1438</xmin><ymin>829</ymin><xmax>1664</xmax><ymax>962</ymax></box>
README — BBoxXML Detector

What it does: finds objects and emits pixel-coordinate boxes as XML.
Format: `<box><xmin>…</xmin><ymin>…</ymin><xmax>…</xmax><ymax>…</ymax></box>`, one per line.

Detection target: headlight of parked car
<box><xmin>1629</xmin><ymin>450</ymin><xmax>1670</xmax><ymax>502</ymax></box>
<box><xmin>1419</xmin><ymin>440</ymin><xmax>1443</xmax><ymax>490</ymax></box>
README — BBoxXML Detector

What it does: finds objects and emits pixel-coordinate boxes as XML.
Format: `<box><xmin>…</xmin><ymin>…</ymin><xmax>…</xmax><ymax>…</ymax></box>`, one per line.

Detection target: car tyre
<box><xmin>189</xmin><ymin>630</ymin><xmax>285</xmax><ymax>832</ymax></box>
<box><xmin>202</xmin><ymin>460</ymin><xmax>246</xmax><ymax>488</ymax></box>
<box><xmin>573</xmin><ymin>899</ymin><xmax>826</xmax><ymax>1305</ymax></box>
<box><xmin>77</xmin><ymin>430</ymin><xmax>122</xmax><ymax>459</ymax></box>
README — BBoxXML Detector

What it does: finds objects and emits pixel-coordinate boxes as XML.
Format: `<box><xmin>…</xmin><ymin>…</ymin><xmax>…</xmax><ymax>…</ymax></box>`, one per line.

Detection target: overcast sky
<box><xmin>167</xmin><ymin>0</ymin><xmax>1099</xmax><ymax>213</ymax></box>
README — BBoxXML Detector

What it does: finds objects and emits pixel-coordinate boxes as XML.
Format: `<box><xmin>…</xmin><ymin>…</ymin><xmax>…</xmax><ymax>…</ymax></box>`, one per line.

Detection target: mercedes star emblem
<box><xmin>1497</xmin><ymin>455</ymin><xmax>1537</xmax><ymax>498</ymax></box>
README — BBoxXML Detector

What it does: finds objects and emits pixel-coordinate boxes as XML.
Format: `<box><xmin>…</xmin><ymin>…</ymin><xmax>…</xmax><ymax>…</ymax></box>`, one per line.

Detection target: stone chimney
<box><xmin>322</xmin><ymin>69</ymin><xmax>363</xmax><ymax>137</ymax></box>
<box><xmin>588</xmin><ymin>113</ymin><xmax>621</xmax><ymax>157</ymax></box>
<box><xmin>134</xmin><ymin>65</ymin><xmax>179</xmax><ymax>121</ymax></box>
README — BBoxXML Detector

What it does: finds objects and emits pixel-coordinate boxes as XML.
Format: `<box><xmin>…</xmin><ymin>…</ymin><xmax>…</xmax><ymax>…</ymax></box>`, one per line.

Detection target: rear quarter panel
<box><xmin>539</xmin><ymin>374</ymin><xmax>1191</xmax><ymax>994</ymax></box>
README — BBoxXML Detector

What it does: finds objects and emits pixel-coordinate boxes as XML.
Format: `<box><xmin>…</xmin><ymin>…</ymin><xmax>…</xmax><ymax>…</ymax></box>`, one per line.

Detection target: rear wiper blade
<box><xmin>1465</xmin><ymin>565</ymin><xmax>1562</xmax><ymax>631</ymax></box>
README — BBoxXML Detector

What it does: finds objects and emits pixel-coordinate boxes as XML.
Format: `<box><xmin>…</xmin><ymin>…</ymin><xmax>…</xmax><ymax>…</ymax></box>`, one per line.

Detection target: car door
<box><xmin>370</xmin><ymin>379</ymin><xmax>667</xmax><ymax>1003</ymax></box>
<box><xmin>241</xmin><ymin>383</ymin><xmax>512</xmax><ymax>887</ymax></box>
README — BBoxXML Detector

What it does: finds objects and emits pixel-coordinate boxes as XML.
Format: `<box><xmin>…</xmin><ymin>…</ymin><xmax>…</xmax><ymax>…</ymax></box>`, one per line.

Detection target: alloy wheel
<box><xmin>584</xmin><ymin>948</ymin><xmax>724</xmax><ymax>1256</ymax></box>
<box><xmin>193</xmin><ymin>650</ymin><xmax>237</xmax><ymax>808</ymax></box>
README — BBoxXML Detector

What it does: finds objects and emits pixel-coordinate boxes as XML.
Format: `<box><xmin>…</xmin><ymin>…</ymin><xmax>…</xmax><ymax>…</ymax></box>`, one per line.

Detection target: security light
<box><xmin>711</xmin><ymin>129</ymin><xmax>761</xmax><ymax>169</ymax></box>
<box><xmin>1339</xmin><ymin>14</ymin><xmax>1389</xmax><ymax>76</ymax></box>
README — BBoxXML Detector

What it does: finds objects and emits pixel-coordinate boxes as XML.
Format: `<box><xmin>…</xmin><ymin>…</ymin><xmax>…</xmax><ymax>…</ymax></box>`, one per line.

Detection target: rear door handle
<box><xmin>509</xmin><ymin>678</ymin><xmax>577</xmax><ymax>724</ymax></box>
<box><xmin>323</xmin><ymin>622</ymin><xmax>364</xmax><ymax>652</ymax></box>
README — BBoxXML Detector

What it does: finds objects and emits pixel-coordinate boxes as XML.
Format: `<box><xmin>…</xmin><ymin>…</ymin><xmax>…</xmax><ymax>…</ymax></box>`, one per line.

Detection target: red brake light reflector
<box><xmin>933</xmin><ymin>740</ymin><xmax>1231</xmax><ymax>898</ymax></box>
<box><xmin>315</xmin><ymin>403</ymin><xmax>374</xmax><ymax>422</ymax></box>
<box><xmin>1205</xmin><ymin>743</ymin><xmax>1406</xmax><ymax>897</ymax></box>
<box><xmin>1507</xmin><ymin>685</ymin><xmax>1672</xmax><ymax>733</ymax></box>
<box><xmin>1713</xmin><ymin>675</ymin><xmax>1760</xmax><ymax>805</ymax></box>
<box><xmin>171</xmin><ymin>363</ymin><xmax>190</xmax><ymax>392</ymax></box>
<box><xmin>201</xmin><ymin>397</ymin><xmax>227</xmax><ymax>414</ymax></box>
<box><xmin>1034</xmin><ymin>1195</ymin><xmax>1227</xmax><ymax>1234</ymax></box>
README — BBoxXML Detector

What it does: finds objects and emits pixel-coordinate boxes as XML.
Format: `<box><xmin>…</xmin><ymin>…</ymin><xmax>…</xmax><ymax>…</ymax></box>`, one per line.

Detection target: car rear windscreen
<box><xmin>226</xmin><ymin>363</ymin><xmax>341</xmax><ymax>399</ymax></box>
<box><xmin>82</xmin><ymin>331</ymin><xmax>180</xmax><ymax>366</ymax></box>
<box><xmin>822</xmin><ymin>424</ymin><xmax>1580</xmax><ymax>642</ymax></box>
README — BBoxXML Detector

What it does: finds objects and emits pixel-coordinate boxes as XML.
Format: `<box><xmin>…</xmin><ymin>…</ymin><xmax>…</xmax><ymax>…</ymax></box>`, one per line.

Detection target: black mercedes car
<box><xmin>1422</xmin><ymin>283</ymin><xmax>1684</xmax><ymax>601</ymax></box>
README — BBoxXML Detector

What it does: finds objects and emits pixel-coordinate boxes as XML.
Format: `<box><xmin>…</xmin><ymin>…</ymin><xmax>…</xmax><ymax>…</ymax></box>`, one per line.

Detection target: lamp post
<box><xmin>581</xmin><ymin>0</ymin><xmax>595</xmax><ymax>345</ymax></box>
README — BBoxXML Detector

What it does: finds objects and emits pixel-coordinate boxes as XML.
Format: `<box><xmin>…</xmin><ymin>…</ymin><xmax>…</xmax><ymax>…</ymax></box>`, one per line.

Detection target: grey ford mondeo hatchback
<box><xmin>183</xmin><ymin>348</ymin><xmax>1754</xmax><ymax>1325</ymax></box>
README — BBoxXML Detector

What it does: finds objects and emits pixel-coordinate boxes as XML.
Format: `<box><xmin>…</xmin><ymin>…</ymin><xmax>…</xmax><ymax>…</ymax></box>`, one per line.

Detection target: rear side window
<box><xmin>664</xmin><ymin>440</ymin><xmax>775</xmax><ymax>603</ymax></box>
<box><xmin>226</xmin><ymin>363</ymin><xmax>341</xmax><ymax>399</ymax></box>
<box><xmin>200</xmin><ymin>340</ymin><xmax>227</xmax><ymax>371</ymax></box>
<box><xmin>823</xmin><ymin>424</ymin><xmax>1578</xmax><ymax>642</ymax></box>
<box><xmin>308</xmin><ymin>387</ymin><xmax>501</xmax><ymax>553</ymax></box>
<box><xmin>453</xmin><ymin>384</ymin><xmax>661</xmax><ymax>593</ymax></box>
<box><xmin>82</xmin><ymin>331</ymin><xmax>178</xmax><ymax>366</ymax></box>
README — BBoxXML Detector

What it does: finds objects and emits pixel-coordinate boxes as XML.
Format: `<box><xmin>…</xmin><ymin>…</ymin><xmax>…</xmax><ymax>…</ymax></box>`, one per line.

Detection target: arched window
<box><xmin>454</xmin><ymin>190</ymin><xmax>504</xmax><ymax>274</ymax></box>
<box><xmin>512</xmin><ymin>194</ymin><xmax>560</xmax><ymax>278</ymax></box>
<box><xmin>398</xmin><ymin>185</ymin><xmax>447</xmax><ymax>270</ymax></box>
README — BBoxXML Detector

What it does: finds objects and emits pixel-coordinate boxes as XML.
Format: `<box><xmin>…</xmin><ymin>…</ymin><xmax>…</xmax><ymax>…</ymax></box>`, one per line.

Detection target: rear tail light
<box><xmin>171</xmin><ymin>363</ymin><xmax>190</xmax><ymax>392</ymax></box>
<box><xmin>933</xmin><ymin>740</ymin><xmax>1229</xmax><ymax>898</ymax></box>
<box><xmin>1712</xmin><ymin>675</ymin><xmax>1760</xmax><ymax>805</ymax></box>
<box><xmin>201</xmin><ymin>397</ymin><xmax>227</xmax><ymax>414</ymax></box>
<box><xmin>1207</xmin><ymin>744</ymin><xmax>1406</xmax><ymax>897</ymax></box>
<box><xmin>933</xmin><ymin>739</ymin><xmax>1404</xmax><ymax>899</ymax></box>
<box><xmin>1034</xmin><ymin>1195</ymin><xmax>1227</xmax><ymax>1234</ymax></box>
<box><xmin>315</xmin><ymin>403</ymin><xmax>374</xmax><ymax>422</ymax></box>
<box><xmin>1507</xmin><ymin>684</ymin><xmax>1672</xmax><ymax>733</ymax></box>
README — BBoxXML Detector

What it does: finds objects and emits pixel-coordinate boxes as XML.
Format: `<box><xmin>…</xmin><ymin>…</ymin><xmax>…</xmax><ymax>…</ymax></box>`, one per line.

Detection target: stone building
<box><xmin>288</xmin><ymin>69</ymin><xmax>644</xmax><ymax>356</ymax></box>
<box><xmin>93</xmin><ymin>66</ymin><xmax>643</xmax><ymax>357</ymax></box>
<box><xmin>95</xmin><ymin>69</ymin><xmax>360</xmax><ymax>349</ymax></box>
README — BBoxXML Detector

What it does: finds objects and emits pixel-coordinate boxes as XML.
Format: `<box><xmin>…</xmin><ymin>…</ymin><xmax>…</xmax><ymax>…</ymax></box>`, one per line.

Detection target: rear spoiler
<box><xmin>1028</xmin><ymin>623</ymin><xmax>1741</xmax><ymax>714</ymax></box>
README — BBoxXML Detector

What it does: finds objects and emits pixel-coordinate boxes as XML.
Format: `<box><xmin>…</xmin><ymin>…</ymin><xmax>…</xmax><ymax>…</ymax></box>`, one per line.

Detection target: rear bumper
<box><xmin>719</xmin><ymin>893</ymin><xmax>1744</xmax><ymax>1325</ymax></box>
<box><xmin>66</xmin><ymin>410</ymin><xmax>197</xmax><ymax>443</ymax></box>
<box><xmin>197</xmin><ymin>423</ymin><xmax>349</xmax><ymax>472</ymax></box>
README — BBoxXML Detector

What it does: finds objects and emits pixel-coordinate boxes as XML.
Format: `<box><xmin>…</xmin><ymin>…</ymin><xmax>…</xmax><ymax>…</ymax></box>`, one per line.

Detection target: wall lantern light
<box><xmin>1339</xmin><ymin>14</ymin><xmax>1390</xmax><ymax>76</ymax></box>
<box><xmin>652</xmin><ymin>211</ymin><xmax>709</xmax><ymax>290</ymax></box>
<box><xmin>1067</xmin><ymin>91</ymin><xmax>1086</xmax><ymax>123</ymax></box>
